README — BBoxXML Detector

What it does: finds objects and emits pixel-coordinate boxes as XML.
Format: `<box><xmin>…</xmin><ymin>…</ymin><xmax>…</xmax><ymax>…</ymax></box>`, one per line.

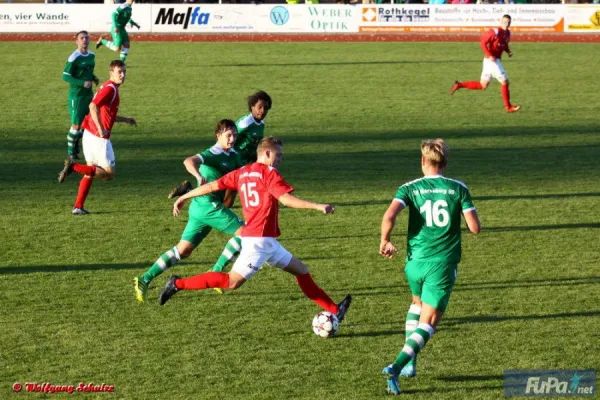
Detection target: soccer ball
<box><xmin>312</xmin><ymin>311</ymin><xmax>339</xmax><ymax>338</ymax></box>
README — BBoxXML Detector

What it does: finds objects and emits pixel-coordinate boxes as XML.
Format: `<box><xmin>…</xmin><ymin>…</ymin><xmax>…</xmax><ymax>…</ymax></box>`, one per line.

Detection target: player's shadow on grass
<box><xmin>401</xmin><ymin>384</ymin><xmax>501</xmax><ymax>395</ymax></box>
<box><xmin>0</xmin><ymin>263</ymin><xmax>149</xmax><ymax>275</ymax></box>
<box><xmin>214</xmin><ymin>60</ymin><xmax>484</xmax><ymax>68</ymax></box>
<box><xmin>336</xmin><ymin>192</ymin><xmax>600</xmax><ymax>208</ymax></box>
<box><xmin>437</xmin><ymin>375</ymin><xmax>504</xmax><ymax>382</ymax></box>
<box><xmin>484</xmin><ymin>223</ymin><xmax>600</xmax><ymax>232</ymax></box>
<box><xmin>456</xmin><ymin>275</ymin><xmax>600</xmax><ymax>291</ymax></box>
<box><xmin>442</xmin><ymin>310</ymin><xmax>600</xmax><ymax>327</ymax></box>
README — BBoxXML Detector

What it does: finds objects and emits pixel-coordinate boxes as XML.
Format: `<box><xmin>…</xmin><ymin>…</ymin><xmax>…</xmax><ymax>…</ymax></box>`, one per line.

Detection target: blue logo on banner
<box><xmin>270</xmin><ymin>6</ymin><xmax>289</xmax><ymax>25</ymax></box>
<box><xmin>504</xmin><ymin>370</ymin><xmax>597</xmax><ymax>397</ymax></box>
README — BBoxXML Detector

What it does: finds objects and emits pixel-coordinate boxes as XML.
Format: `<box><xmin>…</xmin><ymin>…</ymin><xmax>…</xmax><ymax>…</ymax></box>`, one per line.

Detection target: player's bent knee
<box><xmin>283</xmin><ymin>257</ymin><xmax>309</xmax><ymax>276</ymax></box>
<box><xmin>227</xmin><ymin>273</ymin><xmax>246</xmax><ymax>290</ymax></box>
<box><xmin>480</xmin><ymin>81</ymin><xmax>490</xmax><ymax>89</ymax></box>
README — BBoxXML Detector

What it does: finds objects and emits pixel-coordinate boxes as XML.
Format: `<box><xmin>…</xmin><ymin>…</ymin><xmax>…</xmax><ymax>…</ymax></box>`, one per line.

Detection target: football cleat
<box><xmin>336</xmin><ymin>294</ymin><xmax>352</xmax><ymax>323</ymax></box>
<box><xmin>134</xmin><ymin>276</ymin><xmax>148</xmax><ymax>303</ymax></box>
<box><xmin>95</xmin><ymin>37</ymin><xmax>103</xmax><ymax>49</ymax></box>
<box><xmin>383</xmin><ymin>365</ymin><xmax>401</xmax><ymax>395</ymax></box>
<box><xmin>158</xmin><ymin>275</ymin><xmax>180</xmax><ymax>305</ymax></box>
<box><xmin>506</xmin><ymin>105</ymin><xmax>521</xmax><ymax>113</ymax></box>
<box><xmin>168</xmin><ymin>180</ymin><xmax>192</xmax><ymax>199</ymax></box>
<box><xmin>213</xmin><ymin>288</ymin><xmax>224</xmax><ymax>295</ymax></box>
<box><xmin>72</xmin><ymin>207</ymin><xmax>90</xmax><ymax>215</ymax></box>
<box><xmin>58</xmin><ymin>158</ymin><xmax>74</xmax><ymax>183</ymax></box>
<box><xmin>400</xmin><ymin>364</ymin><xmax>416</xmax><ymax>378</ymax></box>
<box><xmin>450</xmin><ymin>80</ymin><xmax>460</xmax><ymax>96</ymax></box>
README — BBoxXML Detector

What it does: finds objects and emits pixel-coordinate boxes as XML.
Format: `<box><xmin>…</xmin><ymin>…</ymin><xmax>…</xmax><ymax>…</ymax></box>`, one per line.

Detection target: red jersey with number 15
<box><xmin>216</xmin><ymin>163</ymin><xmax>294</xmax><ymax>238</ymax></box>
<box><xmin>480</xmin><ymin>27</ymin><xmax>511</xmax><ymax>59</ymax></box>
<box><xmin>81</xmin><ymin>80</ymin><xmax>120</xmax><ymax>139</ymax></box>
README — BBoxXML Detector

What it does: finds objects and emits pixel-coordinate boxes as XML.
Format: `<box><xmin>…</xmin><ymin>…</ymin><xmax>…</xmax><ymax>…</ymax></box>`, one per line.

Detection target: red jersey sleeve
<box><xmin>266</xmin><ymin>168</ymin><xmax>294</xmax><ymax>199</ymax></box>
<box><xmin>92</xmin><ymin>84</ymin><xmax>116</xmax><ymax>108</ymax></box>
<box><xmin>216</xmin><ymin>168</ymin><xmax>239</xmax><ymax>191</ymax></box>
<box><xmin>480</xmin><ymin>29</ymin><xmax>495</xmax><ymax>58</ymax></box>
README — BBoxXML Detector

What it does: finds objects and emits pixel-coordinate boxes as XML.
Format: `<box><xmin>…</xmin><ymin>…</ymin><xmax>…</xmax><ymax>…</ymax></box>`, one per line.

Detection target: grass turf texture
<box><xmin>0</xmin><ymin>42</ymin><xmax>599</xmax><ymax>399</ymax></box>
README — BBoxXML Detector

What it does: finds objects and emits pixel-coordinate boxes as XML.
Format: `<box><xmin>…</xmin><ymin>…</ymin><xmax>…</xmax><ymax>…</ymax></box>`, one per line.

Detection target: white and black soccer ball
<box><xmin>312</xmin><ymin>311</ymin><xmax>339</xmax><ymax>338</ymax></box>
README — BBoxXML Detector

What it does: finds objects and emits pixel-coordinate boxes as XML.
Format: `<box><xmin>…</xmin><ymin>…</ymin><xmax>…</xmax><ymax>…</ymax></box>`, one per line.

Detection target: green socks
<box><xmin>211</xmin><ymin>236</ymin><xmax>241</xmax><ymax>272</ymax></box>
<box><xmin>141</xmin><ymin>246</ymin><xmax>181</xmax><ymax>285</ymax></box>
<box><xmin>392</xmin><ymin>323</ymin><xmax>435</xmax><ymax>374</ymax></box>
<box><xmin>404</xmin><ymin>304</ymin><xmax>421</xmax><ymax>369</ymax></box>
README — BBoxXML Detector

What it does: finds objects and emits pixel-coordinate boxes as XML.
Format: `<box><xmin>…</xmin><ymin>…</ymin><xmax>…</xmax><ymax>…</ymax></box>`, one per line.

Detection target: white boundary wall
<box><xmin>0</xmin><ymin>4</ymin><xmax>597</xmax><ymax>34</ymax></box>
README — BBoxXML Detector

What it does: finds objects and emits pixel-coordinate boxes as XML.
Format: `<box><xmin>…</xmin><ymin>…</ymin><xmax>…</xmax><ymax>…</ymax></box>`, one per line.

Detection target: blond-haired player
<box><xmin>379</xmin><ymin>139</ymin><xmax>481</xmax><ymax>394</ymax></box>
<box><xmin>159</xmin><ymin>137</ymin><xmax>352</xmax><ymax>327</ymax></box>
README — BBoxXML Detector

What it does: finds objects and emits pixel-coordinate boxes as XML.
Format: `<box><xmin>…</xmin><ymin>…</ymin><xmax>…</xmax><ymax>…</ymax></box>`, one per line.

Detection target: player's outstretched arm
<box><xmin>380</xmin><ymin>200</ymin><xmax>404</xmax><ymax>259</ymax></box>
<box><xmin>173</xmin><ymin>181</ymin><xmax>220</xmax><ymax>216</ymax></box>
<box><xmin>278</xmin><ymin>193</ymin><xmax>334</xmax><ymax>214</ymax></box>
<box><xmin>182</xmin><ymin>155</ymin><xmax>205</xmax><ymax>185</ymax></box>
<box><xmin>463</xmin><ymin>209</ymin><xmax>481</xmax><ymax>234</ymax></box>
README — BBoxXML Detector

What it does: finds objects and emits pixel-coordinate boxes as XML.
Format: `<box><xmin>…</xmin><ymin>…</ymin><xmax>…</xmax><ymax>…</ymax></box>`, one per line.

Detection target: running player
<box><xmin>379</xmin><ymin>139</ymin><xmax>481</xmax><ymax>395</ymax></box>
<box><xmin>450</xmin><ymin>15</ymin><xmax>520</xmax><ymax>113</ymax></box>
<box><xmin>57</xmin><ymin>60</ymin><xmax>137</xmax><ymax>215</ymax></box>
<box><xmin>158</xmin><ymin>137</ymin><xmax>352</xmax><ymax>327</ymax></box>
<box><xmin>62</xmin><ymin>30</ymin><xmax>99</xmax><ymax>159</ymax></box>
<box><xmin>96</xmin><ymin>0</ymin><xmax>140</xmax><ymax>63</ymax></box>
<box><xmin>133</xmin><ymin>120</ymin><xmax>244</xmax><ymax>303</ymax></box>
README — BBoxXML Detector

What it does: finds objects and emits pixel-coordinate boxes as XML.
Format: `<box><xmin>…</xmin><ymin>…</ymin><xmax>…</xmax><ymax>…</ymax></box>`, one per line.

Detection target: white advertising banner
<box><xmin>359</xmin><ymin>4</ymin><xmax>564</xmax><ymax>33</ymax></box>
<box><xmin>258</xmin><ymin>5</ymin><xmax>359</xmax><ymax>33</ymax></box>
<box><xmin>149</xmin><ymin>5</ymin><xmax>358</xmax><ymax>33</ymax></box>
<box><xmin>150</xmin><ymin>5</ymin><xmax>255</xmax><ymax>33</ymax></box>
<box><xmin>0</xmin><ymin>4</ymin><xmax>152</xmax><ymax>33</ymax></box>
<box><xmin>0</xmin><ymin>4</ymin><xmax>598</xmax><ymax>34</ymax></box>
<box><xmin>565</xmin><ymin>5</ymin><xmax>600</xmax><ymax>33</ymax></box>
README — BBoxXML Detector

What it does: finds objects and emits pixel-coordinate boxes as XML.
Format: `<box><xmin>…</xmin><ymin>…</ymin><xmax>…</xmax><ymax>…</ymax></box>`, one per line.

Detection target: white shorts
<box><xmin>481</xmin><ymin>58</ymin><xmax>508</xmax><ymax>83</ymax></box>
<box><xmin>231</xmin><ymin>237</ymin><xmax>293</xmax><ymax>280</ymax></box>
<box><xmin>82</xmin><ymin>130</ymin><xmax>115</xmax><ymax>168</ymax></box>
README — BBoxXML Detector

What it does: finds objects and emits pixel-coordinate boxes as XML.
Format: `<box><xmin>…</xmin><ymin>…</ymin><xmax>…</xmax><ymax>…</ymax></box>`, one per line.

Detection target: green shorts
<box><xmin>68</xmin><ymin>93</ymin><xmax>92</xmax><ymax>125</ymax></box>
<box><xmin>111</xmin><ymin>26</ymin><xmax>129</xmax><ymax>47</ymax></box>
<box><xmin>181</xmin><ymin>201</ymin><xmax>243</xmax><ymax>247</ymax></box>
<box><xmin>404</xmin><ymin>260</ymin><xmax>457</xmax><ymax>312</ymax></box>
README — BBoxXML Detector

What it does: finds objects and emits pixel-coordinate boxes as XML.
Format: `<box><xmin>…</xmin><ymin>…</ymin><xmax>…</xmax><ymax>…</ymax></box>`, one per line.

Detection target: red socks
<box><xmin>74</xmin><ymin>176</ymin><xmax>93</xmax><ymax>209</ymax></box>
<box><xmin>459</xmin><ymin>81</ymin><xmax>483</xmax><ymax>90</ymax></box>
<box><xmin>296</xmin><ymin>273</ymin><xmax>338</xmax><ymax>314</ymax></box>
<box><xmin>501</xmin><ymin>84</ymin><xmax>511</xmax><ymax>109</ymax></box>
<box><xmin>73</xmin><ymin>164</ymin><xmax>96</xmax><ymax>176</ymax></box>
<box><xmin>175</xmin><ymin>272</ymin><xmax>229</xmax><ymax>290</ymax></box>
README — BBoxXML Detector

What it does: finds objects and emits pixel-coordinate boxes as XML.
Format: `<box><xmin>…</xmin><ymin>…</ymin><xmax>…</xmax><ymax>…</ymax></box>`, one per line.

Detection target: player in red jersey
<box><xmin>158</xmin><ymin>136</ymin><xmax>352</xmax><ymax>324</ymax></box>
<box><xmin>57</xmin><ymin>60</ymin><xmax>137</xmax><ymax>215</ymax></box>
<box><xmin>450</xmin><ymin>14</ymin><xmax>520</xmax><ymax>113</ymax></box>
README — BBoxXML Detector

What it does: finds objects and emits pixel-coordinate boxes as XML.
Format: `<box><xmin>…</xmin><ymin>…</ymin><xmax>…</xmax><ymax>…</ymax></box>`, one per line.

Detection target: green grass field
<box><xmin>0</xmin><ymin>41</ymin><xmax>599</xmax><ymax>399</ymax></box>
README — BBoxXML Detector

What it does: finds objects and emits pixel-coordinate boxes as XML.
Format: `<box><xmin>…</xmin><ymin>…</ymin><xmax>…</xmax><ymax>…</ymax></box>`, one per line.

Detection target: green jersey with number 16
<box><xmin>394</xmin><ymin>175</ymin><xmax>475</xmax><ymax>264</ymax></box>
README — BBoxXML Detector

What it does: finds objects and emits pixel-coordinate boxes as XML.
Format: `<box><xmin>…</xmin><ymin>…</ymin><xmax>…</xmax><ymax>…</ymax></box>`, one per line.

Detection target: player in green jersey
<box><xmin>379</xmin><ymin>139</ymin><xmax>481</xmax><ymax>395</ymax></box>
<box><xmin>134</xmin><ymin>120</ymin><xmax>244</xmax><ymax>303</ymax></box>
<box><xmin>165</xmin><ymin>91</ymin><xmax>273</xmax><ymax>284</ymax></box>
<box><xmin>62</xmin><ymin>31</ymin><xmax>99</xmax><ymax>159</ymax></box>
<box><xmin>95</xmin><ymin>0</ymin><xmax>140</xmax><ymax>63</ymax></box>
<box><xmin>168</xmin><ymin>91</ymin><xmax>273</xmax><ymax>198</ymax></box>
<box><xmin>234</xmin><ymin>90</ymin><xmax>272</xmax><ymax>166</ymax></box>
